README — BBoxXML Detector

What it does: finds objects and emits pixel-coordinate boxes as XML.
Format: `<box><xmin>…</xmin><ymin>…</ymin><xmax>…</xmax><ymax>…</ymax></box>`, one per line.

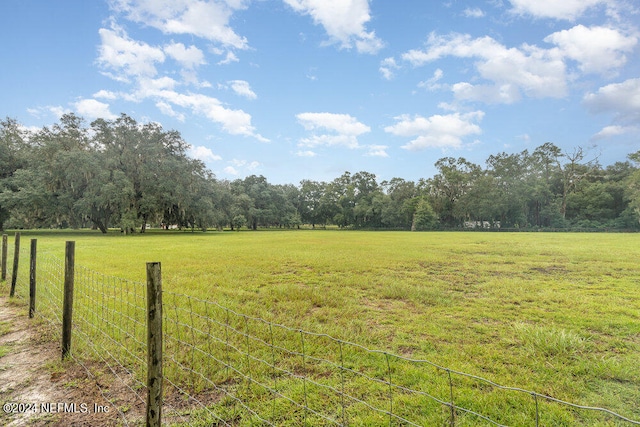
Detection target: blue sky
<box><xmin>1</xmin><ymin>0</ymin><xmax>639</xmax><ymax>184</ymax></box>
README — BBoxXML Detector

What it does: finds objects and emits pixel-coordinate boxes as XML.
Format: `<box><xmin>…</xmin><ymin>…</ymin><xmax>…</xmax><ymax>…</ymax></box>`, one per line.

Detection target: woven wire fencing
<box><xmin>2</xmin><ymin>236</ymin><xmax>639</xmax><ymax>426</ymax></box>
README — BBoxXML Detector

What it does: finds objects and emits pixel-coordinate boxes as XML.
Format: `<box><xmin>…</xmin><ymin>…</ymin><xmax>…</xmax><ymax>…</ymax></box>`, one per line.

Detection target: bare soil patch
<box><xmin>0</xmin><ymin>296</ymin><xmax>144</xmax><ymax>426</ymax></box>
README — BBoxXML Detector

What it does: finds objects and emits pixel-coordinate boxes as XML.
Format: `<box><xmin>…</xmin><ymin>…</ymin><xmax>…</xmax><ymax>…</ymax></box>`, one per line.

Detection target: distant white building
<box><xmin>464</xmin><ymin>220</ymin><xmax>500</xmax><ymax>229</ymax></box>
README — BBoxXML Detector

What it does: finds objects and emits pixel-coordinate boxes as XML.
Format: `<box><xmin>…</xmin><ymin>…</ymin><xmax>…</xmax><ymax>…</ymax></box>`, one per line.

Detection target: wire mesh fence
<box><xmin>1</xmin><ymin>234</ymin><xmax>639</xmax><ymax>426</ymax></box>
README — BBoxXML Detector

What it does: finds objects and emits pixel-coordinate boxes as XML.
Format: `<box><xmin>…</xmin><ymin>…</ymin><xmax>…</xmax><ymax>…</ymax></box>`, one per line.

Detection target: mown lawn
<box><xmin>4</xmin><ymin>229</ymin><xmax>640</xmax><ymax>425</ymax></box>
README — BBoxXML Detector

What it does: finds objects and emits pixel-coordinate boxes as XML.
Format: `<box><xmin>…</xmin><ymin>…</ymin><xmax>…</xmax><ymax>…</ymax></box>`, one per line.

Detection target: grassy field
<box><xmin>3</xmin><ymin>229</ymin><xmax>640</xmax><ymax>425</ymax></box>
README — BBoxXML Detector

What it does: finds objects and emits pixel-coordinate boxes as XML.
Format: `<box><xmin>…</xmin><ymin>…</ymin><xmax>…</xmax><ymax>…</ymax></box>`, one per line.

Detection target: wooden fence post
<box><xmin>1</xmin><ymin>234</ymin><xmax>7</xmax><ymax>281</ymax></box>
<box><xmin>146</xmin><ymin>262</ymin><xmax>163</xmax><ymax>427</ymax></box>
<box><xmin>62</xmin><ymin>241</ymin><xmax>75</xmax><ymax>359</ymax></box>
<box><xmin>29</xmin><ymin>239</ymin><xmax>37</xmax><ymax>318</ymax></box>
<box><xmin>9</xmin><ymin>232</ymin><xmax>20</xmax><ymax>297</ymax></box>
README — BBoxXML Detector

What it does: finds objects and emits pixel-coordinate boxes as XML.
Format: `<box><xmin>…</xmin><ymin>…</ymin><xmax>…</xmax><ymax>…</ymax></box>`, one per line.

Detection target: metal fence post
<box><xmin>29</xmin><ymin>239</ymin><xmax>37</xmax><ymax>318</ymax></box>
<box><xmin>62</xmin><ymin>241</ymin><xmax>75</xmax><ymax>359</ymax></box>
<box><xmin>1</xmin><ymin>234</ymin><xmax>7</xmax><ymax>281</ymax></box>
<box><xmin>9</xmin><ymin>232</ymin><xmax>20</xmax><ymax>297</ymax></box>
<box><xmin>146</xmin><ymin>262</ymin><xmax>163</xmax><ymax>427</ymax></box>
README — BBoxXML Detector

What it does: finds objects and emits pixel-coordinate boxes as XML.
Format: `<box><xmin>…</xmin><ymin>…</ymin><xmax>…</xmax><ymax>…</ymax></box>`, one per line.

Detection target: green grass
<box><xmin>2</xmin><ymin>229</ymin><xmax>639</xmax><ymax>425</ymax></box>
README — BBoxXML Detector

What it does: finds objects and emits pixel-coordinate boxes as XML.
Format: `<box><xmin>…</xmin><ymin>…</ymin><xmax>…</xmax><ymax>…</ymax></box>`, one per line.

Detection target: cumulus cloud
<box><xmin>463</xmin><ymin>8</ymin><xmax>485</xmax><ymax>18</ymax></box>
<box><xmin>92</xmin><ymin>89</ymin><xmax>118</xmax><ymax>100</ymax></box>
<box><xmin>97</xmin><ymin>24</ymin><xmax>165</xmax><ymax>79</ymax></box>
<box><xmin>283</xmin><ymin>0</ymin><xmax>384</xmax><ymax>54</ymax></box>
<box><xmin>111</xmin><ymin>0</ymin><xmax>249</xmax><ymax>49</ymax></box>
<box><xmin>584</xmin><ymin>78</ymin><xmax>640</xmax><ymax>137</ymax></box>
<box><xmin>297</xmin><ymin>112</ymin><xmax>370</xmax><ymax>135</ymax></box>
<box><xmin>156</xmin><ymin>101</ymin><xmax>186</xmax><ymax>121</ymax></box>
<box><xmin>508</xmin><ymin>0</ymin><xmax>606</xmax><ymax>20</ymax></box>
<box><xmin>166</xmin><ymin>91</ymin><xmax>268</xmax><ymax>140</ymax></box>
<box><xmin>295</xmin><ymin>150</ymin><xmax>317</xmax><ymax>157</ymax></box>
<box><xmin>223</xmin><ymin>166</ymin><xmax>239</xmax><ymax>175</ymax></box>
<box><xmin>95</xmin><ymin>23</ymin><xmax>267</xmax><ymax>141</ymax></box>
<box><xmin>48</xmin><ymin>106</ymin><xmax>71</xmax><ymax>119</ymax></box>
<box><xmin>296</xmin><ymin>112</ymin><xmax>370</xmax><ymax>149</ymax></box>
<box><xmin>228</xmin><ymin>80</ymin><xmax>257</xmax><ymax>99</ymax></box>
<box><xmin>230</xmin><ymin>159</ymin><xmax>260</xmax><ymax>170</ymax></box>
<box><xmin>188</xmin><ymin>145</ymin><xmax>222</xmax><ymax>162</ymax></box>
<box><xmin>27</xmin><ymin>105</ymin><xmax>72</xmax><ymax>120</ymax></box>
<box><xmin>401</xmin><ymin>32</ymin><xmax>567</xmax><ymax>104</ymax></box>
<box><xmin>545</xmin><ymin>25</ymin><xmax>637</xmax><ymax>75</ymax></box>
<box><xmin>74</xmin><ymin>99</ymin><xmax>117</xmax><ymax>120</ymax></box>
<box><xmin>366</xmin><ymin>145</ymin><xmax>389</xmax><ymax>157</ymax></box>
<box><xmin>418</xmin><ymin>68</ymin><xmax>444</xmax><ymax>91</ymax></box>
<box><xmin>224</xmin><ymin>159</ymin><xmax>260</xmax><ymax>175</ymax></box>
<box><xmin>384</xmin><ymin>111</ymin><xmax>484</xmax><ymax>150</ymax></box>
<box><xmin>379</xmin><ymin>57</ymin><xmax>399</xmax><ymax>80</ymax></box>
<box><xmin>591</xmin><ymin>125</ymin><xmax>638</xmax><ymax>140</ymax></box>
<box><xmin>295</xmin><ymin>113</ymin><xmax>372</xmax><ymax>155</ymax></box>
<box><xmin>217</xmin><ymin>51</ymin><xmax>239</xmax><ymax>65</ymax></box>
<box><xmin>164</xmin><ymin>41</ymin><xmax>206</xmax><ymax>69</ymax></box>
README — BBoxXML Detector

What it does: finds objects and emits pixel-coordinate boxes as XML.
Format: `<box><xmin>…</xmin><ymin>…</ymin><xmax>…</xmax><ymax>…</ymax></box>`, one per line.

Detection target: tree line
<box><xmin>1</xmin><ymin>114</ymin><xmax>639</xmax><ymax>232</ymax></box>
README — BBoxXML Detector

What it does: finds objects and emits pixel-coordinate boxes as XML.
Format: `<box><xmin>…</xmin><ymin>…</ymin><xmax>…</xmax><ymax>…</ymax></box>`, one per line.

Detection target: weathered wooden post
<box><xmin>1</xmin><ymin>234</ymin><xmax>7</xmax><ymax>281</ymax></box>
<box><xmin>62</xmin><ymin>241</ymin><xmax>75</xmax><ymax>359</ymax></box>
<box><xmin>29</xmin><ymin>239</ymin><xmax>37</xmax><ymax>318</ymax></box>
<box><xmin>146</xmin><ymin>262</ymin><xmax>163</xmax><ymax>427</ymax></box>
<box><xmin>9</xmin><ymin>232</ymin><xmax>20</xmax><ymax>297</ymax></box>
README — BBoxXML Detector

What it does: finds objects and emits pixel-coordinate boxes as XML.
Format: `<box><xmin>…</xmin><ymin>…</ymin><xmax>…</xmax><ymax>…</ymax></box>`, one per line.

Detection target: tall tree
<box><xmin>428</xmin><ymin>157</ymin><xmax>481</xmax><ymax>227</ymax></box>
<box><xmin>0</xmin><ymin>118</ymin><xmax>29</xmax><ymax>230</ymax></box>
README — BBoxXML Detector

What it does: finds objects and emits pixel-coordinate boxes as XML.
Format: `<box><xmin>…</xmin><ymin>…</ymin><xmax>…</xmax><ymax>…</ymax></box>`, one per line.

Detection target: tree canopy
<box><xmin>1</xmin><ymin>114</ymin><xmax>639</xmax><ymax>232</ymax></box>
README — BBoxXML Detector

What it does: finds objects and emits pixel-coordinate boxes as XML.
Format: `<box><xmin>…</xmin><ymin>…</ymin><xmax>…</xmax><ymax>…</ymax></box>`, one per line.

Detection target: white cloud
<box><xmin>223</xmin><ymin>166</ymin><xmax>239</xmax><ymax>175</ymax></box>
<box><xmin>74</xmin><ymin>99</ymin><xmax>117</xmax><ymax>120</ymax></box>
<box><xmin>463</xmin><ymin>8</ymin><xmax>485</xmax><ymax>18</ymax></box>
<box><xmin>95</xmin><ymin>24</ymin><xmax>267</xmax><ymax>141</ymax></box>
<box><xmin>228</xmin><ymin>159</ymin><xmax>260</xmax><ymax>172</ymax></box>
<box><xmin>584</xmin><ymin>78</ymin><xmax>640</xmax><ymax>126</ymax></box>
<box><xmin>517</xmin><ymin>133</ymin><xmax>531</xmax><ymax>142</ymax></box>
<box><xmin>247</xmin><ymin>161</ymin><xmax>260</xmax><ymax>171</ymax></box>
<box><xmin>366</xmin><ymin>145</ymin><xmax>389</xmax><ymax>157</ymax></box>
<box><xmin>508</xmin><ymin>0</ymin><xmax>606</xmax><ymax>20</ymax></box>
<box><xmin>92</xmin><ymin>5</ymin><xmax>271</xmax><ymax>143</ymax></box>
<box><xmin>228</xmin><ymin>80</ymin><xmax>257</xmax><ymax>99</ymax></box>
<box><xmin>217</xmin><ymin>51</ymin><xmax>239</xmax><ymax>65</ymax></box>
<box><xmin>162</xmin><ymin>91</ymin><xmax>268</xmax><ymax>140</ymax></box>
<box><xmin>97</xmin><ymin>24</ymin><xmax>165</xmax><ymax>79</ymax></box>
<box><xmin>126</xmin><ymin>83</ymin><xmax>268</xmax><ymax>140</ymax></box>
<box><xmin>137</xmin><ymin>76</ymin><xmax>179</xmax><ymax>96</ymax></box>
<box><xmin>164</xmin><ymin>41</ymin><xmax>206</xmax><ymax>69</ymax></box>
<box><xmin>418</xmin><ymin>68</ymin><xmax>444</xmax><ymax>91</ymax></box>
<box><xmin>296</xmin><ymin>150</ymin><xmax>317</xmax><ymax>157</ymax></box>
<box><xmin>379</xmin><ymin>57</ymin><xmax>399</xmax><ymax>80</ymax></box>
<box><xmin>591</xmin><ymin>125</ymin><xmax>638</xmax><ymax>140</ymax></box>
<box><xmin>27</xmin><ymin>105</ymin><xmax>72</xmax><ymax>119</ymax></box>
<box><xmin>73</xmin><ymin>99</ymin><xmax>118</xmax><ymax>120</ymax></box>
<box><xmin>155</xmin><ymin>101</ymin><xmax>185</xmax><ymax>121</ymax></box>
<box><xmin>93</xmin><ymin>89</ymin><xmax>118</xmax><ymax>100</ymax></box>
<box><xmin>402</xmin><ymin>32</ymin><xmax>566</xmax><ymax>104</ymax></box>
<box><xmin>296</xmin><ymin>112</ymin><xmax>371</xmax><ymax>150</ymax></box>
<box><xmin>296</xmin><ymin>112</ymin><xmax>370</xmax><ymax>135</ymax></box>
<box><xmin>283</xmin><ymin>0</ymin><xmax>384</xmax><ymax>54</ymax></box>
<box><xmin>111</xmin><ymin>0</ymin><xmax>249</xmax><ymax>49</ymax></box>
<box><xmin>188</xmin><ymin>145</ymin><xmax>222</xmax><ymax>162</ymax></box>
<box><xmin>299</xmin><ymin>134</ymin><xmax>361</xmax><ymax>149</ymax></box>
<box><xmin>545</xmin><ymin>25</ymin><xmax>637</xmax><ymax>75</ymax></box>
<box><xmin>384</xmin><ymin>111</ymin><xmax>484</xmax><ymax>151</ymax></box>
<box><xmin>48</xmin><ymin>106</ymin><xmax>71</xmax><ymax>118</ymax></box>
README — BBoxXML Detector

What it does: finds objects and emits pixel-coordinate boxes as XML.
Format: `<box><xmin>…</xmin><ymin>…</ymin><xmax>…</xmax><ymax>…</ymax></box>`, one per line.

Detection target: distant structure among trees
<box><xmin>1</xmin><ymin>114</ymin><xmax>639</xmax><ymax>232</ymax></box>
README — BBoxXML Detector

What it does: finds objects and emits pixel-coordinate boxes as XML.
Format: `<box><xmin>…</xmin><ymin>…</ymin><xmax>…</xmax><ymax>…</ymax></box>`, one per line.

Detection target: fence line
<box><xmin>1</xmin><ymin>234</ymin><xmax>639</xmax><ymax>426</ymax></box>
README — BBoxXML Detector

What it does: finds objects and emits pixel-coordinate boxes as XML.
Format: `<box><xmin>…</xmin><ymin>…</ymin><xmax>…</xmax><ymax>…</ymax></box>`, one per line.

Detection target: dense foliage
<box><xmin>1</xmin><ymin>114</ymin><xmax>639</xmax><ymax>232</ymax></box>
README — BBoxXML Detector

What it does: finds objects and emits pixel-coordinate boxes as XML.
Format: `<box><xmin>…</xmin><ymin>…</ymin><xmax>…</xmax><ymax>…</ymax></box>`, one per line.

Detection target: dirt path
<box><xmin>0</xmin><ymin>296</ymin><xmax>141</xmax><ymax>426</ymax></box>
